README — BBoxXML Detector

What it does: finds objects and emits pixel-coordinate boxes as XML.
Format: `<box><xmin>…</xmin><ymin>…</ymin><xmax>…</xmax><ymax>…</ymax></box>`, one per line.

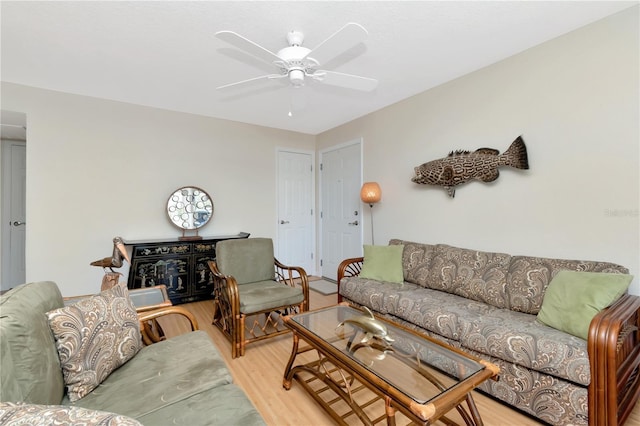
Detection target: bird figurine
<box><xmin>90</xmin><ymin>237</ymin><xmax>131</xmax><ymax>291</ymax></box>
<box><xmin>91</xmin><ymin>236</ymin><xmax>131</xmax><ymax>270</ymax></box>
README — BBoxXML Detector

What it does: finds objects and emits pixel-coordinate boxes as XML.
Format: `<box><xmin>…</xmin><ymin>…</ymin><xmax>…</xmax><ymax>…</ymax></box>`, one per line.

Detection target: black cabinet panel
<box><xmin>124</xmin><ymin>232</ymin><xmax>249</xmax><ymax>305</ymax></box>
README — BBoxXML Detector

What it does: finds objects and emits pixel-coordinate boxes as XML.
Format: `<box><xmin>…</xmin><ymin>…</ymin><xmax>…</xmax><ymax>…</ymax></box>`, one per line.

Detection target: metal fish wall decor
<box><xmin>411</xmin><ymin>136</ymin><xmax>529</xmax><ymax>197</ymax></box>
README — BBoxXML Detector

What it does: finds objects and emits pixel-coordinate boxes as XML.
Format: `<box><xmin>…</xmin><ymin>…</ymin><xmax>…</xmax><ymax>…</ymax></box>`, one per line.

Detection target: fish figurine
<box><xmin>411</xmin><ymin>136</ymin><xmax>529</xmax><ymax>197</ymax></box>
<box><xmin>336</xmin><ymin>307</ymin><xmax>394</xmax><ymax>345</ymax></box>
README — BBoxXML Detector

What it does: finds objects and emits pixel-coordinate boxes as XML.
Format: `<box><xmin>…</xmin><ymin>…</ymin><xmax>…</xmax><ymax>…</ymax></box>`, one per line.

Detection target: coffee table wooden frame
<box><xmin>283</xmin><ymin>305</ymin><xmax>499</xmax><ymax>426</ymax></box>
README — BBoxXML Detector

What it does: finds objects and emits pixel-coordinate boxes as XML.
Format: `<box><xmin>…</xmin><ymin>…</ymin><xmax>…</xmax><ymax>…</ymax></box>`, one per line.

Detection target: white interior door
<box><xmin>277</xmin><ymin>150</ymin><xmax>314</xmax><ymax>275</ymax></box>
<box><xmin>320</xmin><ymin>140</ymin><xmax>362</xmax><ymax>281</ymax></box>
<box><xmin>1</xmin><ymin>140</ymin><xmax>27</xmax><ymax>291</ymax></box>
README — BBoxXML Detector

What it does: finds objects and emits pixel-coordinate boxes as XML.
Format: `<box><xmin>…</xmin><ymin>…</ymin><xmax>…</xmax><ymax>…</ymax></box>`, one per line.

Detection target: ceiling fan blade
<box><xmin>217</xmin><ymin>73</ymin><xmax>285</xmax><ymax>90</ymax></box>
<box><xmin>304</xmin><ymin>23</ymin><xmax>368</xmax><ymax>66</ymax></box>
<box><xmin>313</xmin><ymin>70</ymin><xmax>378</xmax><ymax>92</ymax></box>
<box><xmin>216</xmin><ymin>30</ymin><xmax>281</xmax><ymax>64</ymax></box>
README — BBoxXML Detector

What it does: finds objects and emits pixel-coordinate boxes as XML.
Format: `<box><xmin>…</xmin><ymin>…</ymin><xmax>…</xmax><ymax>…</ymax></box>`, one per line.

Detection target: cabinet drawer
<box><xmin>193</xmin><ymin>241</ymin><xmax>217</xmax><ymax>256</ymax></box>
<box><xmin>133</xmin><ymin>243</ymin><xmax>192</xmax><ymax>258</ymax></box>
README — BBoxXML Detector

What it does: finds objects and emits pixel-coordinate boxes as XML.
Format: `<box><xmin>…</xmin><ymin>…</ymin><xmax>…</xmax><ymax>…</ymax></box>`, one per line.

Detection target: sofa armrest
<box><xmin>137</xmin><ymin>306</ymin><xmax>199</xmax><ymax>345</ymax></box>
<box><xmin>337</xmin><ymin>257</ymin><xmax>364</xmax><ymax>303</ymax></box>
<box><xmin>588</xmin><ymin>293</ymin><xmax>640</xmax><ymax>426</ymax></box>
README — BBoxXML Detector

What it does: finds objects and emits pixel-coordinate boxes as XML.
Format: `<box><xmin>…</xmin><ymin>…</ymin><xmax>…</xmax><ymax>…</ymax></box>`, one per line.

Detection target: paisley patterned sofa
<box><xmin>338</xmin><ymin>240</ymin><xmax>640</xmax><ymax>426</ymax></box>
<box><xmin>0</xmin><ymin>281</ymin><xmax>264</xmax><ymax>425</ymax></box>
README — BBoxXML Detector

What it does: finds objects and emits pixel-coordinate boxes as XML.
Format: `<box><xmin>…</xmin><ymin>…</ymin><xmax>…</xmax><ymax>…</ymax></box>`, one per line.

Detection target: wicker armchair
<box><xmin>208</xmin><ymin>238</ymin><xmax>309</xmax><ymax>358</ymax></box>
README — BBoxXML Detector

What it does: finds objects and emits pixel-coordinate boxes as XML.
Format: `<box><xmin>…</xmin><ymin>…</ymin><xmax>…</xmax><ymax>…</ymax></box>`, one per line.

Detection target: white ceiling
<box><xmin>1</xmin><ymin>1</ymin><xmax>636</xmax><ymax>136</ymax></box>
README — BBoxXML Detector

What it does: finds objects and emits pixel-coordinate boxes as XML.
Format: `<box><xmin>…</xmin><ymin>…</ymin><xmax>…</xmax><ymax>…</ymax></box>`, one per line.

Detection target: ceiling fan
<box><xmin>215</xmin><ymin>23</ymin><xmax>378</xmax><ymax>92</ymax></box>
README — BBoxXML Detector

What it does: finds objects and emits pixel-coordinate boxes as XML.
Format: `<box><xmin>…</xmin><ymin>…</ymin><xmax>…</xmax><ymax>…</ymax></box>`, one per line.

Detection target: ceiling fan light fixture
<box><xmin>289</xmin><ymin>69</ymin><xmax>305</xmax><ymax>87</ymax></box>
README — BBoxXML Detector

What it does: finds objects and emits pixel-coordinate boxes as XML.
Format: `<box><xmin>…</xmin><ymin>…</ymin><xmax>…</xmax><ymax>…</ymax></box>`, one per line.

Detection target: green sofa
<box><xmin>0</xmin><ymin>281</ymin><xmax>265</xmax><ymax>425</ymax></box>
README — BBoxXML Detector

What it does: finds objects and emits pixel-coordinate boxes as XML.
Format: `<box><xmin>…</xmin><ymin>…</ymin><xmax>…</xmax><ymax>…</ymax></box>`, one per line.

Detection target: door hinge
<box><xmin>320</xmin><ymin>163</ymin><xmax>323</xmax><ymax>171</ymax></box>
<box><xmin>311</xmin><ymin>253</ymin><xmax>314</xmax><ymax>260</ymax></box>
<box><xmin>320</xmin><ymin>211</ymin><xmax>323</xmax><ymax>219</ymax></box>
<box><xmin>320</xmin><ymin>259</ymin><xmax>323</xmax><ymax>266</ymax></box>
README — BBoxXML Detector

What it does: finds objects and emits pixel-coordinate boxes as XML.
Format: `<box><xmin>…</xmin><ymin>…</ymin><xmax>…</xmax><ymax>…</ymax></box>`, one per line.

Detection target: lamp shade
<box><xmin>360</xmin><ymin>182</ymin><xmax>382</xmax><ymax>204</ymax></box>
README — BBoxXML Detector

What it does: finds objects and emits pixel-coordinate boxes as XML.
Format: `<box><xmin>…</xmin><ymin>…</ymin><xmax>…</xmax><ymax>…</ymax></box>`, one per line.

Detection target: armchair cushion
<box><xmin>238</xmin><ymin>281</ymin><xmax>305</xmax><ymax>314</ymax></box>
<box><xmin>215</xmin><ymin>238</ymin><xmax>275</xmax><ymax>284</ymax></box>
<box><xmin>46</xmin><ymin>283</ymin><xmax>143</xmax><ymax>402</ymax></box>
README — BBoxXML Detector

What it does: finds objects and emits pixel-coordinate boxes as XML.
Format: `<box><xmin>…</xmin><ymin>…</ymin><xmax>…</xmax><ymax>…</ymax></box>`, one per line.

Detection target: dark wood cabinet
<box><xmin>124</xmin><ymin>232</ymin><xmax>249</xmax><ymax>305</ymax></box>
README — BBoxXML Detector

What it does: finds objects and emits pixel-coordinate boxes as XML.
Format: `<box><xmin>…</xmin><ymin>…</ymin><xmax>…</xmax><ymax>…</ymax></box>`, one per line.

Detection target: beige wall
<box><xmin>2</xmin><ymin>6</ymin><xmax>638</xmax><ymax>296</ymax></box>
<box><xmin>317</xmin><ymin>7</ymin><xmax>639</xmax><ymax>294</ymax></box>
<box><xmin>0</xmin><ymin>83</ymin><xmax>314</xmax><ymax>296</ymax></box>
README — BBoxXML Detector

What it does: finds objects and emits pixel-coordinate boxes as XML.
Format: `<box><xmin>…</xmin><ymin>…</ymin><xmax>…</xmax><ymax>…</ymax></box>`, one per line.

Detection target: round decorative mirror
<box><xmin>167</xmin><ymin>186</ymin><xmax>213</xmax><ymax>240</ymax></box>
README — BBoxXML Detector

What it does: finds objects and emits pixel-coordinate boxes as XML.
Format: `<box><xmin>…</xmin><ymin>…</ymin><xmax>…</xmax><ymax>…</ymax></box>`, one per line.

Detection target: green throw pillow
<box><xmin>359</xmin><ymin>245</ymin><xmax>404</xmax><ymax>284</ymax></box>
<box><xmin>537</xmin><ymin>270</ymin><xmax>633</xmax><ymax>340</ymax></box>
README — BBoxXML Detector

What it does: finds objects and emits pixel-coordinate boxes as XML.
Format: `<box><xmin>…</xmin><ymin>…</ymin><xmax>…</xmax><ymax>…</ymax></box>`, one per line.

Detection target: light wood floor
<box><xmin>158</xmin><ymin>289</ymin><xmax>640</xmax><ymax>425</ymax></box>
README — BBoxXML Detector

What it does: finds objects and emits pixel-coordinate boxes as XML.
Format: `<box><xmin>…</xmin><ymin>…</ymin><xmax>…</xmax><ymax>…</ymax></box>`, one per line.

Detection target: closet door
<box><xmin>277</xmin><ymin>149</ymin><xmax>314</xmax><ymax>275</ymax></box>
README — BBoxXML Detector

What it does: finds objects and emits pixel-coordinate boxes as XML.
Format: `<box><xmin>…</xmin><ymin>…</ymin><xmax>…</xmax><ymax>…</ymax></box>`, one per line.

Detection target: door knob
<box><xmin>280</xmin><ymin>220</ymin><xmax>290</xmax><ymax>224</ymax></box>
<box><xmin>348</xmin><ymin>220</ymin><xmax>359</xmax><ymax>226</ymax></box>
<box><xmin>12</xmin><ymin>221</ymin><xmax>26</xmax><ymax>226</ymax></box>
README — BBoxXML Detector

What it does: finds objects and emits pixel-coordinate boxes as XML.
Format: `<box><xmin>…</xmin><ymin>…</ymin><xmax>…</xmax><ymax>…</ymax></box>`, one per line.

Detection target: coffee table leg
<box><xmin>465</xmin><ymin>393</ymin><xmax>484</xmax><ymax>426</ymax></box>
<box><xmin>385</xmin><ymin>396</ymin><xmax>397</xmax><ymax>426</ymax></box>
<box><xmin>283</xmin><ymin>332</ymin><xmax>300</xmax><ymax>390</ymax></box>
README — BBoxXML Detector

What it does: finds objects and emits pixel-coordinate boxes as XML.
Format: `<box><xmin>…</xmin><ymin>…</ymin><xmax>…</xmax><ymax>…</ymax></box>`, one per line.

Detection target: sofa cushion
<box><xmin>342</xmin><ymin>276</ymin><xmax>591</xmax><ymax>386</ymax></box>
<box><xmin>0</xmin><ymin>402</ymin><xmax>142</xmax><ymax>426</ymax></box>
<box><xmin>47</xmin><ymin>283</ymin><xmax>143</xmax><ymax>402</ymax></box>
<box><xmin>427</xmin><ymin>244</ymin><xmax>512</xmax><ymax>309</ymax></box>
<box><xmin>359</xmin><ymin>244</ymin><xmax>404</xmax><ymax>284</ymax></box>
<box><xmin>339</xmin><ymin>276</ymin><xmax>423</xmax><ymax>316</ymax></box>
<box><xmin>389</xmin><ymin>239</ymin><xmax>436</xmax><ymax>286</ymax></box>
<box><xmin>506</xmin><ymin>256</ymin><xmax>630</xmax><ymax>315</ymax></box>
<box><xmin>537</xmin><ymin>271</ymin><xmax>632</xmax><ymax>340</ymax></box>
<box><xmin>457</xmin><ymin>302</ymin><xmax>591</xmax><ymax>386</ymax></box>
<box><xmin>137</xmin><ymin>384</ymin><xmax>265</xmax><ymax>425</ymax></box>
<box><xmin>0</xmin><ymin>281</ymin><xmax>66</xmax><ymax>405</ymax></box>
<box><xmin>68</xmin><ymin>331</ymin><xmax>233</xmax><ymax>418</ymax></box>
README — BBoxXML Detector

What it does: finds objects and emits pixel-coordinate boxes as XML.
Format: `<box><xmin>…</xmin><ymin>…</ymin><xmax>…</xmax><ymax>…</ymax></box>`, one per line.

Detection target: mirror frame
<box><xmin>166</xmin><ymin>186</ymin><xmax>214</xmax><ymax>236</ymax></box>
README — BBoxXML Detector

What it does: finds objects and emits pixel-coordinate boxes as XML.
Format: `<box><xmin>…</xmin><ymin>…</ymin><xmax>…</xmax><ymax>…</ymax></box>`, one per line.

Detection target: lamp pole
<box><xmin>368</xmin><ymin>203</ymin><xmax>376</xmax><ymax>245</ymax></box>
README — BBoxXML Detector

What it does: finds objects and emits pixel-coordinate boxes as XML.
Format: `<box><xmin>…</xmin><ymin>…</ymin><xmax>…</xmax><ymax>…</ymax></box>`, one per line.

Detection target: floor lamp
<box><xmin>360</xmin><ymin>182</ymin><xmax>382</xmax><ymax>245</ymax></box>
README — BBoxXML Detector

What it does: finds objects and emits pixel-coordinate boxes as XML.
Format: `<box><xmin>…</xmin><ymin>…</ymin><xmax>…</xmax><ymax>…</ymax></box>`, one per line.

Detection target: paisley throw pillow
<box><xmin>0</xmin><ymin>402</ymin><xmax>142</xmax><ymax>426</ymax></box>
<box><xmin>46</xmin><ymin>283</ymin><xmax>142</xmax><ymax>401</ymax></box>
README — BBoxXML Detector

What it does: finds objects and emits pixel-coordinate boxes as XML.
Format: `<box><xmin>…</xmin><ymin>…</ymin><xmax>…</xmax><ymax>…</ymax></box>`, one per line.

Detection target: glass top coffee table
<box><xmin>283</xmin><ymin>304</ymin><xmax>499</xmax><ymax>425</ymax></box>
